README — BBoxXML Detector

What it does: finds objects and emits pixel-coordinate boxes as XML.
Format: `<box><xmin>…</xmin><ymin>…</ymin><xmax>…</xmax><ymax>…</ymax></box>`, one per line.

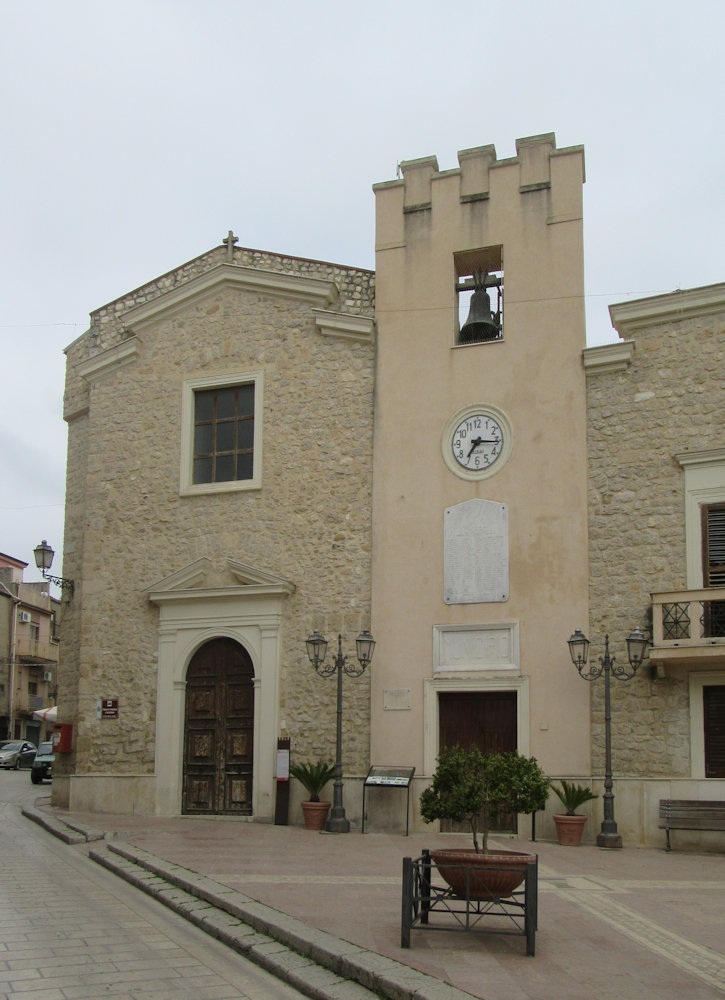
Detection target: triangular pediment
<box><xmin>145</xmin><ymin>556</ymin><xmax>295</xmax><ymax>605</ymax></box>
<box><xmin>122</xmin><ymin>263</ymin><xmax>338</xmax><ymax>334</ymax></box>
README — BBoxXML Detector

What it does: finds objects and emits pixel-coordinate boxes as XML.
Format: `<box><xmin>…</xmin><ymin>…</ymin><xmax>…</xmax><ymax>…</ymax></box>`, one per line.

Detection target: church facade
<box><xmin>53</xmin><ymin>134</ymin><xmax>725</xmax><ymax>845</ymax></box>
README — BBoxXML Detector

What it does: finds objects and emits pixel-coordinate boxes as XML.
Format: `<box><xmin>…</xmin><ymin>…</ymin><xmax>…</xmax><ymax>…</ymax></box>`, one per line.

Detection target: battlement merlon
<box><xmin>373</xmin><ymin>133</ymin><xmax>585</xmax><ymax>249</ymax></box>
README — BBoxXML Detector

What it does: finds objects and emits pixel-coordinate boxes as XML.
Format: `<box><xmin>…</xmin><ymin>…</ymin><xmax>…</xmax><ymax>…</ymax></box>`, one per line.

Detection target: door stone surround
<box><xmin>147</xmin><ymin>557</ymin><xmax>294</xmax><ymax>818</ymax></box>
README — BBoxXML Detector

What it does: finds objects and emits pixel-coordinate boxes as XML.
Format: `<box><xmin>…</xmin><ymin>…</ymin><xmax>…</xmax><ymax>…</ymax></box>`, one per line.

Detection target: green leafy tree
<box><xmin>419</xmin><ymin>746</ymin><xmax>550</xmax><ymax>853</ymax></box>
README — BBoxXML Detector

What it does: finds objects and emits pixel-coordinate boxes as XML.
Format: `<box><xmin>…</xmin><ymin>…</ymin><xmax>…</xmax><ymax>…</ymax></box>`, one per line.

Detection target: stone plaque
<box><xmin>383</xmin><ymin>688</ymin><xmax>412</xmax><ymax>711</ymax></box>
<box><xmin>433</xmin><ymin>624</ymin><xmax>518</xmax><ymax>672</ymax></box>
<box><xmin>444</xmin><ymin>499</ymin><xmax>508</xmax><ymax>604</ymax></box>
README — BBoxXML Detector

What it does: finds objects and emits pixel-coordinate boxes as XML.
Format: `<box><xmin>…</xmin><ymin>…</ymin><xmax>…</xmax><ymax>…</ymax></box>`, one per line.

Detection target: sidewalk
<box><xmin>28</xmin><ymin>798</ymin><xmax>725</xmax><ymax>999</ymax></box>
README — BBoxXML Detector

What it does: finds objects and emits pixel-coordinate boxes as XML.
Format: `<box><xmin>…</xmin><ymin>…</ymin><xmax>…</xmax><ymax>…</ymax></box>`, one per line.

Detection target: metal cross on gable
<box><xmin>223</xmin><ymin>230</ymin><xmax>238</xmax><ymax>262</ymax></box>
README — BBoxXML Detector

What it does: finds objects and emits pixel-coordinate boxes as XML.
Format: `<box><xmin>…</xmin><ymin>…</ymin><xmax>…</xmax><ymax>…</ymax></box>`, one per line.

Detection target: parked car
<box><xmin>0</xmin><ymin>740</ymin><xmax>37</xmax><ymax>769</ymax></box>
<box><xmin>30</xmin><ymin>740</ymin><xmax>54</xmax><ymax>783</ymax></box>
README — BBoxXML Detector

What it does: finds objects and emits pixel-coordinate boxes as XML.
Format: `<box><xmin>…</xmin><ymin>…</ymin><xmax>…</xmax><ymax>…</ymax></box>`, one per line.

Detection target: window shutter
<box><xmin>702</xmin><ymin>504</ymin><xmax>725</xmax><ymax>587</ymax></box>
<box><xmin>703</xmin><ymin>685</ymin><xmax>725</xmax><ymax>778</ymax></box>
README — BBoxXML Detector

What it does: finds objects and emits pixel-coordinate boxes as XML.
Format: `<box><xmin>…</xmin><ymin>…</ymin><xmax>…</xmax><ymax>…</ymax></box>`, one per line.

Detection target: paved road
<box><xmin>0</xmin><ymin>771</ymin><xmax>305</xmax><ymax>1000</ymax></box>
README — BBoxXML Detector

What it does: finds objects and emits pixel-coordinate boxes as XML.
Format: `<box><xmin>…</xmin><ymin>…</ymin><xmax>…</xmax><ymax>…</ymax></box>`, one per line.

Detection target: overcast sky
<box><xmin>2</xmin><ymin>0</ymin><xmax>723</xmax><ymax>587</ymax></box>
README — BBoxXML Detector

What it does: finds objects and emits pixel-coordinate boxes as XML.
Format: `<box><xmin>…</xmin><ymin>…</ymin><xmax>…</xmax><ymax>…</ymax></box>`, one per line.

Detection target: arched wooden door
<box><xmin>183</xmin><ymin>638</ymin><xmax>254</xmax><ymax>815</ymax></box>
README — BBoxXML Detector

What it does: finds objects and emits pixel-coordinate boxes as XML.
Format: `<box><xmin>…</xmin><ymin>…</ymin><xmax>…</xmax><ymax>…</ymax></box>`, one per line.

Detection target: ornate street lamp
<box><xmin>33</xmin><ymin>540</ymin><xmax>74</xmax><ymax>596</ymax></box>
<box><xmin>305</xmin><ymin>629</ymin><xmax>375</xmax><ymax>832</ymax></box>
<box><xmin>567</xmin><ymin>626</ymin><xmax>649</xmax><ymax>848</ymax></box>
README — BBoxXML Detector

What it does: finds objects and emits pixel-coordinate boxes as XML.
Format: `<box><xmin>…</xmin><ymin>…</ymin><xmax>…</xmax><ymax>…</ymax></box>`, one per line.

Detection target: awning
<box><xmin>32</xmin><ymin>705</ymin><xmax>57</xmax><ymax>723</ymax></box>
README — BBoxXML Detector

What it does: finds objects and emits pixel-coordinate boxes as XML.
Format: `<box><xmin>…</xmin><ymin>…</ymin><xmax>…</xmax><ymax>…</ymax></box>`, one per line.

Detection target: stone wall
<box><xmin>59</xmin><ymin>243</ymin><xmax>375</xmax><ymax>786</ymax></box>
<box><xmin>586</xmin><ymin>299</ymin><xmax>725</xmax><ymax>777</ymax></box>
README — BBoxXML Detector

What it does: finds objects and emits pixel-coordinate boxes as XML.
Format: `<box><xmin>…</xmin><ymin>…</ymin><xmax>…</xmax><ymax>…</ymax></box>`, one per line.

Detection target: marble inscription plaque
<box><xmin>444</xmin><ymin>499</ymin><xmax>508</xmax><ymax>604</ymax></box>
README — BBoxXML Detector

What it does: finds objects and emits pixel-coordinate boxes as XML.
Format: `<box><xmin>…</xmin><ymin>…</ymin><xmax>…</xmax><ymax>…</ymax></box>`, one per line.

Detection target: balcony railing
<box><xmin>651</xmin><ymin>588</ymin><xmax>725</xmax><ymax>664</ymax></box>
<box><xmin>15</xmin><ymin>694</ymin><xmax>49</xmax><ymax>714</ymax></box>
<box><xmin>15</xmin><ymin>636</ymin><xmax>58</xmax><ymax>664</ymax></box>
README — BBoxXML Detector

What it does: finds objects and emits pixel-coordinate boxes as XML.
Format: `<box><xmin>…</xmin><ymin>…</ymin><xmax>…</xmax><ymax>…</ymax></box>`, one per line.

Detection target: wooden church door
<box><xmin>438</xmin><ymin>690</ymin><xmax>517</xmax><ymax>832</ymax></box>
<box><xmin>183</xmin><ymin>638</ymin><xmax>254</xmax><ymax>815</ymax></box>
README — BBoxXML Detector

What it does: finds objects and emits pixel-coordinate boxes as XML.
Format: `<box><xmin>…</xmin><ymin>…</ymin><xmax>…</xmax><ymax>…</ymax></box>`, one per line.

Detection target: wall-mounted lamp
<box><xmin>34</xmin><ymin>540</ymin><xmax>74</xmax><ymax>596</ymax></box>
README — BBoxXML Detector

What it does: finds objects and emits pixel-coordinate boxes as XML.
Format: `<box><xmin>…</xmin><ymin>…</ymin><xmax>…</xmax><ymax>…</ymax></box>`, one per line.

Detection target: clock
<box><xmin>452</xmin><ymin>412</ymin><xmax>504</xmax><ymax>471</ymax></box>
<box><xmin>442</xmin><ymin>404</ymin><xmax>512</xmax><ymax>481</ymax></box>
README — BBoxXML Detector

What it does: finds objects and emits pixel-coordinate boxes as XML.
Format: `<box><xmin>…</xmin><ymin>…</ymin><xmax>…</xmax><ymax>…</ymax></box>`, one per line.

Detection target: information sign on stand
<box><xmin>274</xmin><ymin>738</ymin><xmax>291</xmax><ymax>825</ymax></box>
<box><xmin>362</xmin><ymin>765</ymin><xmax>415</xmax><ymax>835</ymax></box>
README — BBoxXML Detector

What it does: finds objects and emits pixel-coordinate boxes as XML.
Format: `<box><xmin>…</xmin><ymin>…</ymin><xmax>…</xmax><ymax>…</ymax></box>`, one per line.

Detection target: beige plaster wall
<box><xmin>370</xmin><ymin>135</ymin><xmax>592</xmax><ymax>786</ymax></box>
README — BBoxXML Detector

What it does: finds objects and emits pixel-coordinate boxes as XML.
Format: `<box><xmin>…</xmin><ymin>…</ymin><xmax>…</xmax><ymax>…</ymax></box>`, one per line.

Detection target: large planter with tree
<box><xmin>289</xmin><ymin>760</ymin><xmax>336</xmax><ymax>830</ymax></box>
<box><xmin>550</xmin><ymin>779</ymin><xmax>598</xmax><ymax>846</ymax></box>
<box><xmin>419</xmin><ymin>746</ymin><xmax>550</xmax><ymax>898</ymax></box>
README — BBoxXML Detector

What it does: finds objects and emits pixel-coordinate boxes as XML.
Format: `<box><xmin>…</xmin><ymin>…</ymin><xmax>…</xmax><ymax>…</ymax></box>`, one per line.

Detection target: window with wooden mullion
<box><xmin>702</xmin><ymin>503</ymin><xmax>725</xmax><ymax>638</ymax></box>
<box><xmin>193</xmin><ymin>385</ymin><xmax>254</xmax><ymax>485</ymax></box>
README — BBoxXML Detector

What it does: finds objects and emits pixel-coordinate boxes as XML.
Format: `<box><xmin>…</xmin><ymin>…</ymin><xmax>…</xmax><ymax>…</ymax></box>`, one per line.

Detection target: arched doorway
<box><xmin>183</xmin><ymin>637</ymin><xmax>254</xmax><ymax>815</ymax></box>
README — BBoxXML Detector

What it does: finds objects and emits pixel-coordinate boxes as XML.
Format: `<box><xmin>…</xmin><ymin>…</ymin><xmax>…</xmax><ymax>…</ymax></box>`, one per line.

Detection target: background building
<box><xmin>0</xmin><ymin>552</ymin><xmax>59</xmax><ymax>744</ymax></box>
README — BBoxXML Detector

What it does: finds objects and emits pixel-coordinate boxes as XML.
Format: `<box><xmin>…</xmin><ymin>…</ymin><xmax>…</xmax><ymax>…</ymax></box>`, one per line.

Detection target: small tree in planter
<box><xmin>289</xmin><ymin>759</ymin><xmax>336</xmax><ymax>830</ymax></box>
<box><xmin>419</xmin><ymin>746</ymin><xmax>550</xmax><ymax>898</ymax></box>
<box><xmin>550</xmin><ymin>779</ymin><xmax>598</xmax><ymax>846</ymax></box>
<box><xmin>420</xmin><ymin>745</ymin><xmax>550</xmax><ymax>854</ymax></box>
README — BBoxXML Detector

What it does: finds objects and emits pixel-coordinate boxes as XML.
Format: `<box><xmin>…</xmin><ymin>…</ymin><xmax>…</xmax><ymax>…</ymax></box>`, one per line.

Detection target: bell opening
<box><xmin>454</xmin><ymin>248</ymin><xmax>503</xmax><ymax>346</ymax></box>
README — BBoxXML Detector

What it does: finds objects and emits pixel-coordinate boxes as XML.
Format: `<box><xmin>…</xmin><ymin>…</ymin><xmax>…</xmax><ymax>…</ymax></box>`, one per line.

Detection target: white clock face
<box><xmin>451</xmin><ymin>413</ymin><xmax>504</xmax><ymax>471</ymax></box>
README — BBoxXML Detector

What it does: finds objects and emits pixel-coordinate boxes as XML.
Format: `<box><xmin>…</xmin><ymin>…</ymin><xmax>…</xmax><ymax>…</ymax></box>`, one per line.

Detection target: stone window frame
<box><xmin>676</xmin><ymin>449</ymin><xmax>725</xmax><ymax>588</ymax></box>
<box><xmin>689</xmin><ymin>670</ymin><xmax>725</xmax><ymax>779</ymax></box>
<box><xmin>180</xmin><ymin>370</ymin><xmax>264</xmax><ymax>496</ymax></box>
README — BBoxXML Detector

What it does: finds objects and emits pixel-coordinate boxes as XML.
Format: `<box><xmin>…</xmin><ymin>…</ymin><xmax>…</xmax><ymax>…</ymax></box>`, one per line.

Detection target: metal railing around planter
<box><xmin>401</xmin><ymin>849</ymin><xmax>538</xmax><ymax>956</ymax></box>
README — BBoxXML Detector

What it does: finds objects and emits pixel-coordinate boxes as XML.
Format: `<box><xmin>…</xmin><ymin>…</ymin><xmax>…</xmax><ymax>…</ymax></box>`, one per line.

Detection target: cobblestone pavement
<box><xmin>0</xmin><ymin>774</ymin><xmax>305</xmax><ymax>1000</ymax></box>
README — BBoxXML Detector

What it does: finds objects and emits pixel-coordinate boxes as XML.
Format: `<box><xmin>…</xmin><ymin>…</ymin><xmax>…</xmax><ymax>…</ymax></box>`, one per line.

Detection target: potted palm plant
<box><xmin>289</xmin><ymin>759</ymin><xmax>336</xmax><ymax>830</ymax></box>
<box><xmin>419</xmin><ymin>746</ymin><xmax>550</xmax><ymax>898</ymax></box>
<box><xmin>550</xmin><ymin>779</ymin><xmax>598</xmax><ymax>845</ymax></box>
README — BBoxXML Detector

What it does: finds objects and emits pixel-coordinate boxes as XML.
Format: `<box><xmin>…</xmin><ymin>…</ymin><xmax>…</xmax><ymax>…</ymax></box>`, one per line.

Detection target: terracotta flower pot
<box><xmin>300</xmin><ymin>800</ymin><xmax>331</xmax><ymax>831</ymax></box>
<box><xmin>553</xmin><ymin>813</ymin><xmax>587</xmax><ymax>846</ymax></box>
<box><xmin>430</xmin><ymin>848</ymin><xmax>536</xmax><ymax>899</ymax></box>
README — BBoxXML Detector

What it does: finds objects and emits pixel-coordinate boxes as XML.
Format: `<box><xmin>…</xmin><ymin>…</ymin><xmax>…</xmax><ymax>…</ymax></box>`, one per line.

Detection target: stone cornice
<box><xmin>145</xmin><ymin>556</ymin><xmax>295</xmax><ymax>604</ymax></box>
<box><xmin>75</xmin><ymin>337</ymin><xmax>141</xmax><ymax>381</ymax></box>
<box><xmin>609</xmin><ymin>282</ymin><xmax>725</xmax><ymax>335</ymax></box>
<box><xmin>582</xmin><ymin>340</ymin><xmax>634</xmax><ymax>374</ymax></box>
<box><xmin>675</xmin><ymin>447</ymin><xmax>725</xmax><ymax>469</ymax></box>
<box><xmin>121</xmin><ymin>263</ymin><xmax>339</xmax><ymax>334</ymax></box>
<box><xmin>226</xmin><ymin>558</ymin><xmax>295</xmax><ymax>594</ymax></box>
<box><xmin>312</xmin><ymin>309</ymin><xmax>375</xmax><ymax>341</ymax></box>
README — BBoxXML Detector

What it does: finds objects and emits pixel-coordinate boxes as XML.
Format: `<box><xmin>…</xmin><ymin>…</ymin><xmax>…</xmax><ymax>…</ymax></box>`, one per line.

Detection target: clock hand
<box><xmin>466</xmin><ymin>436</ymin><xmax>499</xmax><ymax>458</ymax></box>
<box><xmin>467</xmin><ymin>436</ymin><xmax>484</xmax><ymax>458</ymax></box>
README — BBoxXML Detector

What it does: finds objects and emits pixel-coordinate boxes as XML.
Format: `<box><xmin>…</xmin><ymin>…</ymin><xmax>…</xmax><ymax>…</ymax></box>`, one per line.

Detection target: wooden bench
<box><xmin>658</xmin><ymin>799</ymin><xmax>725</xmax><ymax>851</ymax></box>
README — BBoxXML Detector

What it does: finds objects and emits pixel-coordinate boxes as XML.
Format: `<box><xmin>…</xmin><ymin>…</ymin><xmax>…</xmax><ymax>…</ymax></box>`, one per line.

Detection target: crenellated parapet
<box><xmin>373</xmin><ymin>133</ymin><xmax>585</xmax><ymax>251</ymax></box>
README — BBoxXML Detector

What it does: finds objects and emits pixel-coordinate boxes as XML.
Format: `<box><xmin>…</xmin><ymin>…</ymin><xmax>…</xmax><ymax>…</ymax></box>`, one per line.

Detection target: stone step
<box><xmin>90</xmin><ymin>840</ymin><xmax>474</xmax><ymax>1000</ymax></box>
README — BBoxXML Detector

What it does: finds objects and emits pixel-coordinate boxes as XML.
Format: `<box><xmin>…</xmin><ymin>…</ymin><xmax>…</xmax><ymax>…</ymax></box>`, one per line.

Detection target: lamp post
<box><xmin>567</xmin><ymin>627</ymin><xmax>649</xmax><ymax>848</ymax></box>
<box><xmin>33</xmin><ymin>540</ymin><xmax>74</xmax><ymax>596</ymax></box>
<box><xmin>305</xmin><ymin>629</ymin><xmax>375</xmax><ymax>832</ymax></box>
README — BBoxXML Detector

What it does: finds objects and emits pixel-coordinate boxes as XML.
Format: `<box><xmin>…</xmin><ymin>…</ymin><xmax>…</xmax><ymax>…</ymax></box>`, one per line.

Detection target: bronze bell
<box><xmin>459</xmin><ymin>274</ymin><xmax>501</xmax><ymax>344</ymax></box>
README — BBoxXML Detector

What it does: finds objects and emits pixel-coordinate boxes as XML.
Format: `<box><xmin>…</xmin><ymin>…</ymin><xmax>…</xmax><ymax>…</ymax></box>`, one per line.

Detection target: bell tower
<box><xmin>370</xmin><ymin>134</ymin><xmax>591</xmax><ymax>820</ymax></box>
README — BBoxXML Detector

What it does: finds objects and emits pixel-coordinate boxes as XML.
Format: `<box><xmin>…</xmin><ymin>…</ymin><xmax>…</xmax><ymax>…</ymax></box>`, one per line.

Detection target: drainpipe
<box><xmin>8</xmin><ymin>597</ymin><xmax>19</xmax><ymax>739</ymax></box>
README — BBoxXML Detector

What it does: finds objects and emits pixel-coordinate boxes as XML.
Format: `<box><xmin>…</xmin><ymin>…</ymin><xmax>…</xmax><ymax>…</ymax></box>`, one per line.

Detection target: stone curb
<box><xmin>95</xmin><ymin>840</ymin><xmax>479</xmax><ymax>1000</ymax></box>
<box><xmin>21</xmin><ymin>803</ymin><xmax>89</xmax><ymax>844</ymax></box>
<box><xmin>24</xmin><ymin>806</ymin><xmax>480</xmax><ymax>1000</ymax></box>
